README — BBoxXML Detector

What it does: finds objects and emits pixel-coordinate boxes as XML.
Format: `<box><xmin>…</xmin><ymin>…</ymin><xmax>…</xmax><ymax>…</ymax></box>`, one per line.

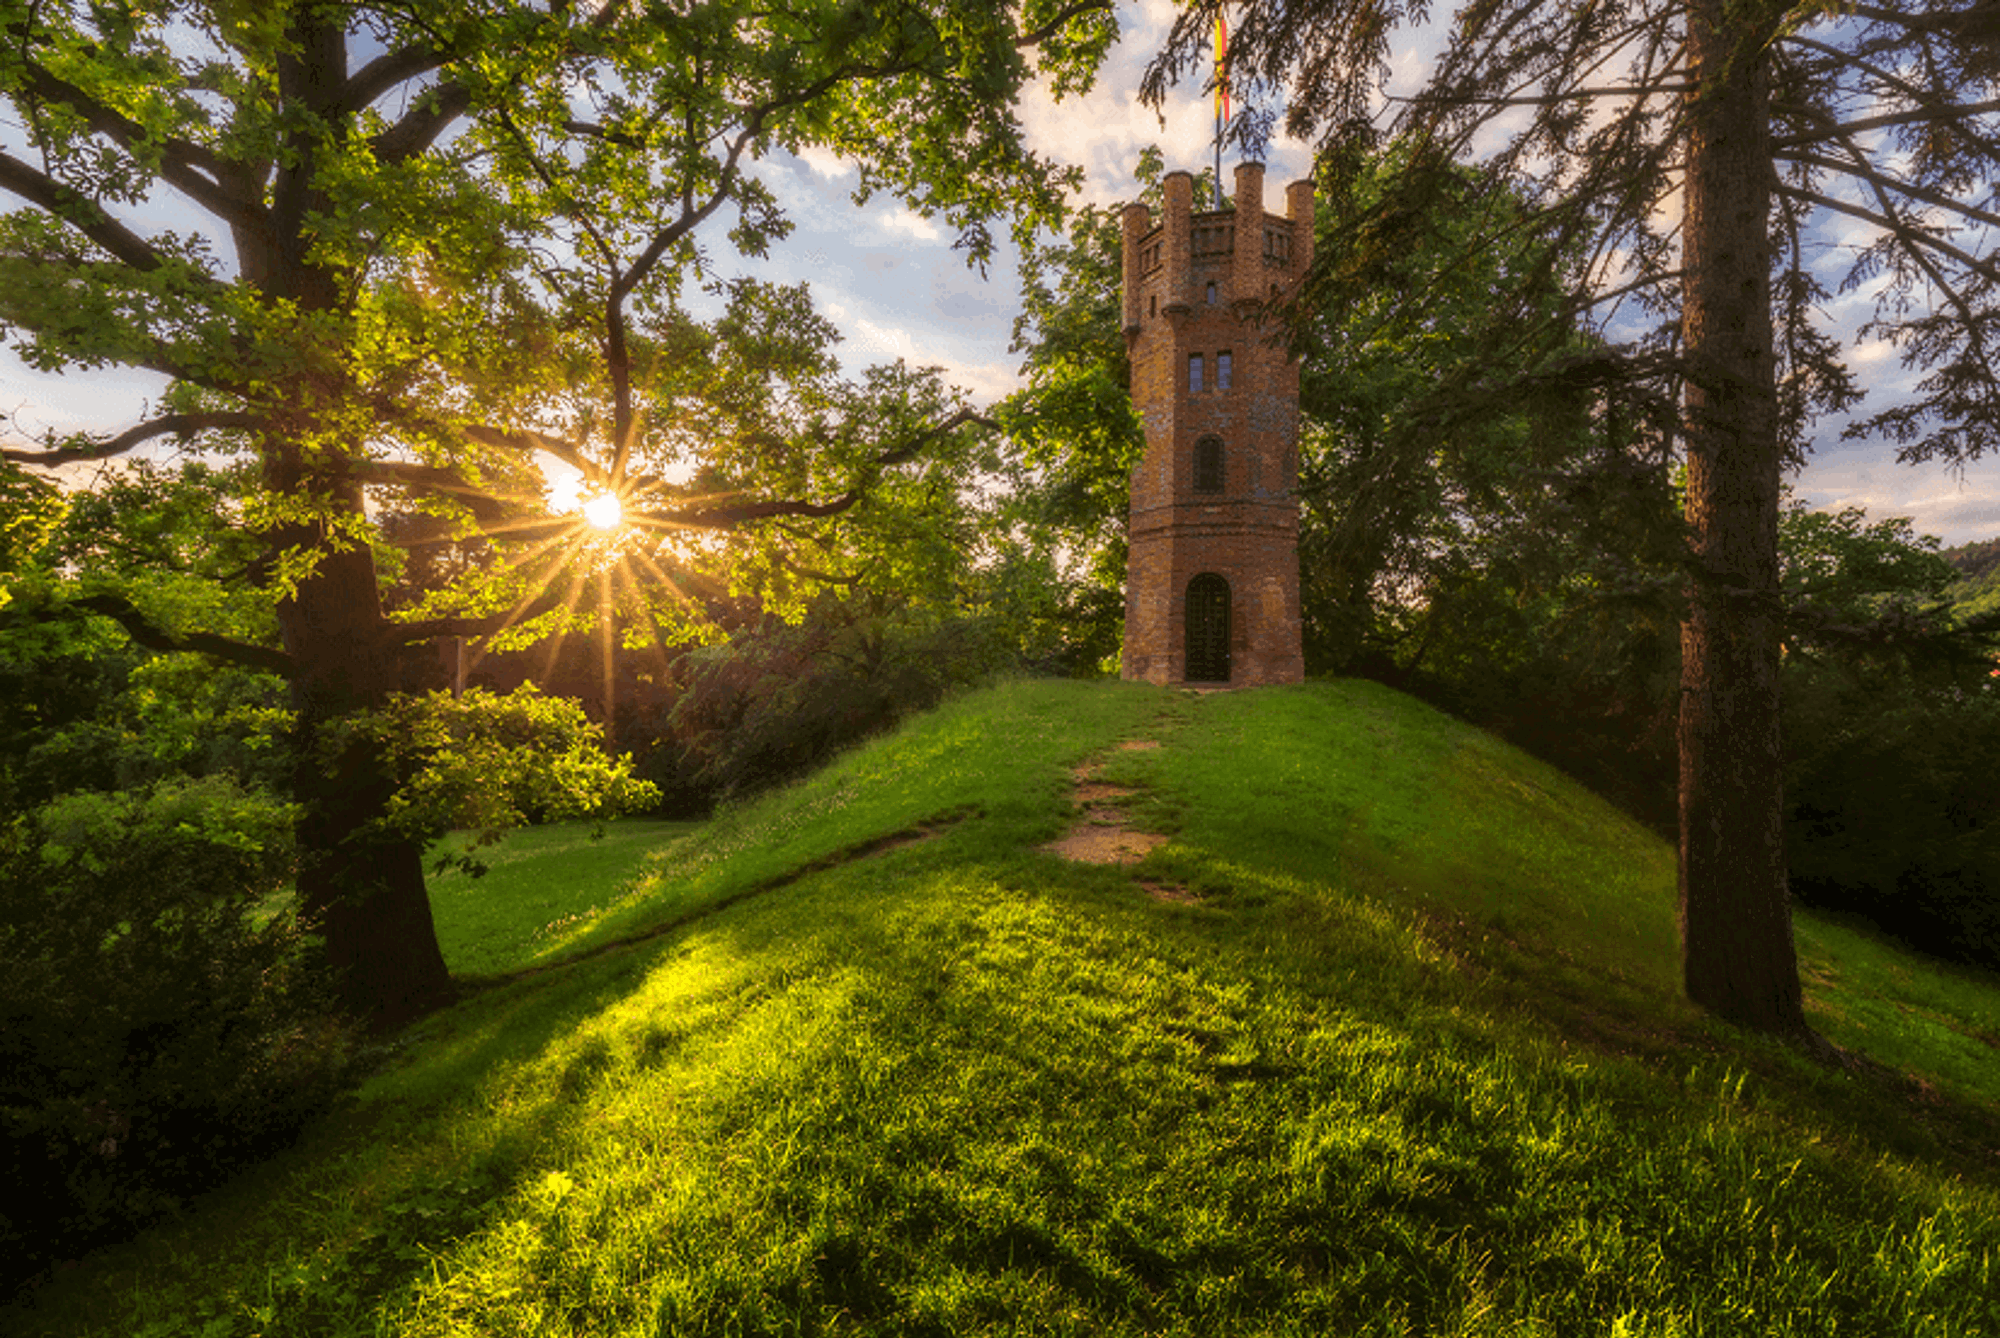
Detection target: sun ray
<box><xmin>624</xmin><ymin>542</ymin><xmax>697</xmax><ymax>610</ymax></box>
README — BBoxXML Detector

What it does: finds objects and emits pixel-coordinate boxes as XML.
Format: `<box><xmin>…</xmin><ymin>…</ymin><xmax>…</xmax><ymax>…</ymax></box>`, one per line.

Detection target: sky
<box><xmin>5</xmin><ymin>0</ymin><xmax>2000</xmax><ymax>546</ymax></box>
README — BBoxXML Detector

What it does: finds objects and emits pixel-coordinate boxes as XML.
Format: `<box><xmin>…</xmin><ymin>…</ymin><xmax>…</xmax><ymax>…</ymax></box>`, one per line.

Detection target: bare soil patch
<box><xmin>1041</xmin><ymin>743</ymin><xmax>1172</xmax><ymax>867</ymax></box>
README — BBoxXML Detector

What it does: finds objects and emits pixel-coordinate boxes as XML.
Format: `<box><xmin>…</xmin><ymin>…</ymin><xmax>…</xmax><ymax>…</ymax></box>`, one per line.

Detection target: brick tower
<box><xmin>1120</xmin><ymin>163</ymin><xmax>1312</xmax><ymax>686</ymax></box>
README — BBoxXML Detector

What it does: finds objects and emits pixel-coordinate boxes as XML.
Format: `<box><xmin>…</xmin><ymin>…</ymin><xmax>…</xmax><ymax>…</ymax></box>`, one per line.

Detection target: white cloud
<box><xmin>878</xmin><ymin>208</ymin><xmax>943</xmax><ymax>242</ymax></box>
<box><xmin>793</xmin><ymin>144</ymin><xmax>853</xmax><ymax>182</ymax></box>
<box><xmin>1</xmin><ymin>350</ymin><xmax>169</xmax><ymax>443</ymax></box>
<box><xmin>1794</xmin><ymin>447</ymin><xmax>2000</xmax><ymax>546</ymax></box>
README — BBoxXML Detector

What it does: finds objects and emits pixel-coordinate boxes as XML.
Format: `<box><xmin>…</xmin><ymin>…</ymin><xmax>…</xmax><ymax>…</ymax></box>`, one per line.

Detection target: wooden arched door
<box><xmin>1185</xmin><ymin>573</ymin><xmax>1231</xmax><ymax>682</ymax></box>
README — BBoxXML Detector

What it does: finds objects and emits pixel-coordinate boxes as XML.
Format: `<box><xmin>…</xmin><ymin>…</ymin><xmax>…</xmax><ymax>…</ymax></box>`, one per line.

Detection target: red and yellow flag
<box><xmin>1214</xmin><ymin>11</ymin><xmax>1232</xmax><ymax>132</ymax></box>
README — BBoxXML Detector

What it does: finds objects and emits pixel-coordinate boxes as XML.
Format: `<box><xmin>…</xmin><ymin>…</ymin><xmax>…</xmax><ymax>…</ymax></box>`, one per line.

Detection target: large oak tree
<box><xmin>0</xmin><ymin>0</ymin><xmax>1117</xmax><ymax>1029</ymax></box>
<box><xmin>1148</xmin><ymin>0</ymin><xmax>2000</xmax><ymax>1036</ymax></box>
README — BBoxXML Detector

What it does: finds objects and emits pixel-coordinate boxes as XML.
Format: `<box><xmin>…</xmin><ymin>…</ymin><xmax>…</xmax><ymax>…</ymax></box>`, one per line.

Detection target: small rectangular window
<box><xmin>1188</xmin><ymin>353</ymin><xmax>1204</xmax><ymax>395</ymax></box>
<box><xmin>1217</xmin><ymin>351</ymin><xmax>1233</xmax><ymax>391</ymax></box>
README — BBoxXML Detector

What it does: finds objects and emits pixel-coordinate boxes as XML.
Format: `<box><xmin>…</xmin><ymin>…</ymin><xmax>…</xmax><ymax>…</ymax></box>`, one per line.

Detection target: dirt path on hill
<box><xmin>1039</xmin><ymin>741</ymin><xmax>1198</xmax><ymax>904</ymax></box>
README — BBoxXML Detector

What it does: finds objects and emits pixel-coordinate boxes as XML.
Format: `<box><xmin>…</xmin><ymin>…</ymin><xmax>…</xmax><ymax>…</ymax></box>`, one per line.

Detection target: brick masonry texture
<box><xmin>1120</xmin><ymin>163</ymin><xmax>1311</xmax><ymax>687</ymax></box>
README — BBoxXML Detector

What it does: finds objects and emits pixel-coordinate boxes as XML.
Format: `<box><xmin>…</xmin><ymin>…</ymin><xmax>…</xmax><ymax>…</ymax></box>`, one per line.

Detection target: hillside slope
<box><xmin>17</xmin><ymin>679</ymin><xmax>2000</xmax><ymax>1337</ymax></box>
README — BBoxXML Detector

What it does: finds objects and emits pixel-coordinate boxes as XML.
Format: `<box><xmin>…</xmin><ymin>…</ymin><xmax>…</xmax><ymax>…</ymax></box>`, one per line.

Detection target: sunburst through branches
<box><xmin>425</xmin><ymin>469</ymin><xmax>743</xmax><ymax>733</ymax></box>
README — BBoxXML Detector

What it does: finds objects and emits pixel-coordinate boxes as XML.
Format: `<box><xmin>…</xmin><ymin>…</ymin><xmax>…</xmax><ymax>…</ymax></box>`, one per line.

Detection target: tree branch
<box><xmin>1775</xmin><ymin>148</ymin><xmax>2000</xmax><ymax>232</ymax></box>
<box><xmin>0</xmin><ymin>151</ymin><xmax>174</xmax><ymax>273</ymax></box>
<box><xmin>387</xmin><ymin>582</ymin><xmax>574</xmax><ymax>646</ymax></box>
<box><xmin>634</xmin><ymin>407</ymin><xmax>996</xmax><ymax>531</ymax></box>
<box><xmin>1776</xmin><ymin>183</ymin><xmax>2000</xmax><ymax>278</ymax></box>
<box><xmin>352</xmin><ymin>458</ymin><xmax>531</xmax><ymax>528</ymax></box>
<box><xmin>7</xmin><ymin>58</ymin><xmax>264</xmax><ymax>230</ymax></box>
<box><xmin>372</xmin><ymin>83</ymin><xmax>477</xmax><ymax>163</ymax></box>
<box><xmin>459</xmin><ymin>423</ymin><xmax>608</xmax><ymax>482</ymax></box>
<box><xmin>64</xmin><ymin>593</ymin><xmax>293</xmax><ymax>674</ymax></box>
<box><xmin>1</xmin><ymin>411</ymin><xmax>262</xmax><ymax>467</ymax></box>
<box><xmin>1396</xmin><ymin>84</ymin><xmax>1695</xmax><ymax>108</ymax></box>
<box><xmin>1014</xmin><ymin>0</ymin><xmax>1116</xmax><ymax>48</ymax></box>
<box><xmin>340</xmin><ymin>44</ymin><xmax>450</xmax><ymax>114</ymax></box>
<box><xmin>1772</xmin><ymin>96</ymin><xmax>2000</xmax><ymax>147</ymax></box>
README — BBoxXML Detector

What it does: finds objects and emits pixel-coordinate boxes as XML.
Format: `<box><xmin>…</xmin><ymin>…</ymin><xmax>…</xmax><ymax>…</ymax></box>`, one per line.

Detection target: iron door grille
<box><xmin>1185</xmin><ymin>573</ymin><xmax>1231</xmax><ymax>681</ymax></box>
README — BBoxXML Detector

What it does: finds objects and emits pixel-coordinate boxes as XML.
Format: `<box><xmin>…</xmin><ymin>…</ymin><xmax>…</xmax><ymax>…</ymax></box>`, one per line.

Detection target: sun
<box><xmin>580</xmin><ymin>491</ymin><xmax>623</xmax><ymax>531</ymax></box>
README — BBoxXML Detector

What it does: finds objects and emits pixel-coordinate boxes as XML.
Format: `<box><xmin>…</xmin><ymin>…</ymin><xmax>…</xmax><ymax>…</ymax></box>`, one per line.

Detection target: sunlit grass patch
<box><xmin>17</xmin><ymin>678</ymin><xmax>2000</xmax><ymax>1338</ymax></box>
<box><xmin>426</xmin><ymin>817</ymin><xmax>699</xmax><ymax>976</ymax></box>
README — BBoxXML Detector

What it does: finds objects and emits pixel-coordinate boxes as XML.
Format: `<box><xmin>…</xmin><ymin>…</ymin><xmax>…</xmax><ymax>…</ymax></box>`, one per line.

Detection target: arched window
<box><xmin>1185</xmin><ymin>573</ymin><xmax>1231</xmax><ymax>682</ymax></box>
<box><xmin>1193</xmin><ymin>436</ymin><xmax>1224</xmax><ymax>494</ymax></box>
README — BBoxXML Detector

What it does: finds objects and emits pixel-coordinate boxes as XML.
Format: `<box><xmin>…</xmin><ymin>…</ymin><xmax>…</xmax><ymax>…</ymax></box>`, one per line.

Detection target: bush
<box><xmin>327</xmin><ymin>684</ymin><xmax>661</xmax><ymax>845</ymax></box>
<box><xmin>0</xmin><ymin>776</ymin><xmax>354</xmax><ymax>1293</ymax></box>
<box><xmin>1787</xmin><ymin>688</ymin><xmax>2000</xmax><ymax>970</ymax></box>
<box><xmin>642</xmin><ymin>606</ymin><xmax>1018</xmax><ymax>808</ymax></box>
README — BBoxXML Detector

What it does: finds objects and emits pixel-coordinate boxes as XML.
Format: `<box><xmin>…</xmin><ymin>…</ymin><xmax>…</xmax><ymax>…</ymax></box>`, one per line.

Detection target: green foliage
<box><xmin>1780</xmin><ymin>504</ymin><xmax>1965</xmax><ymax>658</ymax></box>
<box><xmin>1788</xmin><ymin>690</ymin><xmax>2000</xmax><ymax>969</ymax></box>
<box><xmin>1770</xmin><ymin>503</ymin><xmax>2000</xmax><ymax>970</ymax></box>
<box><xmin>18</xmin><ymin>681</ymin><xmax>2000</xmax><ymax>1335</ymax></box>
<box><xmin>0</xmin><ymin>466</ymin><xmax>65</xmax><ymax>608</ymax></box>
<box><xmin>640</xmin><ymin>599</ymin><xmax>1021</xmax><ymax>809</ymax></box>
<box><xmin>1943</xmin><ymin>535</ymin><xmax>2000</xmax><ymax>625</ymax></box>
<box><xmin>326</xmin><ymin>686</ymin><xmax>661</xmax><ymax>851</ymax></box>
<box><xmin>0</xmin><ymin>777</ymin><xmax>353</xmax><ymax>1292</ymax></box>
<box><xmin>3</xmin><ymin>1</ymin><xmax>1123</xmax><ymax>1026</ymax></box>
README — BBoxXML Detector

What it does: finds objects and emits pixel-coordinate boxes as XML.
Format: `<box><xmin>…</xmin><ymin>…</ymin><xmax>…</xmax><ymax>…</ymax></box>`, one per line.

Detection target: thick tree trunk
<box><xmin>278</xmin><ymin>487</ymin><xmax>453</xmax><ymax>1033</ymax></box>
<box><xmin>250</xmin><ymin>16</ymin><xmax>451</xmax><ymax>1034</ymax></box>
<box><xmin>1676</xmin><ymin>0</ymin><xmax>1811</xmax><ymax>1036</ymax></box>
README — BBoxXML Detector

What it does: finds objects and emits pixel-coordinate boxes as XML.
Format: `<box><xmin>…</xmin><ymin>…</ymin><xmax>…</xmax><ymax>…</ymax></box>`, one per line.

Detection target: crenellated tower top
<box><xmin>1119</xmin><ymin>163</ymin><xmax>1315</xmax><ymax>347</ymax></box>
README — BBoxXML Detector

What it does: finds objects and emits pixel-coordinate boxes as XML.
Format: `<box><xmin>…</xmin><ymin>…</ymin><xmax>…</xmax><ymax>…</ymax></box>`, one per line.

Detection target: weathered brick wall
<box><xmin>1120</xmin><ymin>164</ymin><xmax>1311</xmax><ymax>687</ymax></box>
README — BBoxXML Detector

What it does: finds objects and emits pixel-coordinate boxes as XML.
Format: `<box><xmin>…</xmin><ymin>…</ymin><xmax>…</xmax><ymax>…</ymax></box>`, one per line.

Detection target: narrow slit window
<box><xmin>1188</xmin><ymin>353</ymin><xmax>1204</xmax><ymax>395</ymax></box>
<box><xmin>1217</xmin><ymin>350</ymin><xmax>1233</xmax><ymax>391</ymax></box>
<box><xmin>1205</xmin><ymin>281</ymin><xmax>1217</xmax><ymax>305</ymax></box>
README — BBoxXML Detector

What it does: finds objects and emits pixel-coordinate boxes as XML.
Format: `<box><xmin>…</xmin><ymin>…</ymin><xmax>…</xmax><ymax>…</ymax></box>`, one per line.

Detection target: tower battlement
<box><xmin>1120</xmin><ymin>163</ymin><xmax>1312</xmax><ymax>687</ymax></box>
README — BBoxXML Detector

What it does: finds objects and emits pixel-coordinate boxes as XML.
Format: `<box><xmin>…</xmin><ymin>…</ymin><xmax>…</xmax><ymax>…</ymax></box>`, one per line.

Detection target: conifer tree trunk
<box><xmin>1676</xmin><ymin>0</ymin><xmax>1809</xmax><ymax>1035</ymax></box>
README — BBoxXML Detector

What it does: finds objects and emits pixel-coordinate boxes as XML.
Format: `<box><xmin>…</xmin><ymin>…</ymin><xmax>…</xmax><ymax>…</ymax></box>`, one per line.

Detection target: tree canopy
<box><xmin>0</xmin><ymin>0</ymin><xmax>1120</xmax><ymax>1028</ymax></box>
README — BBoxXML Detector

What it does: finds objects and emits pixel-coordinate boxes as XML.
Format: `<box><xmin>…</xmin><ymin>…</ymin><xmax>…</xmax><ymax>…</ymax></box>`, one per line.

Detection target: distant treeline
<box><xmin>1943</xmin><ymin>536</ymin><xmax>2000</xmax><ymax>581</ymax></box>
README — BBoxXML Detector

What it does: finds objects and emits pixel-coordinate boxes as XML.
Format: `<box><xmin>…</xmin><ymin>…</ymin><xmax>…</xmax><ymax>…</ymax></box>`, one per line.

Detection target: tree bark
<box><xmin>275</xmin><ymin>470</ymin><xmax>453</xmax><ymax>1033</ymax></box>
<box><xmin>1676</xmin><ymin>0</ymin><xmax>1811</xmax><ymax>1036</ymax></box>
<box><xmin>260</xmin><ymin>15</ymin><xmax>451</xmax><ymax>1033</ymax></box>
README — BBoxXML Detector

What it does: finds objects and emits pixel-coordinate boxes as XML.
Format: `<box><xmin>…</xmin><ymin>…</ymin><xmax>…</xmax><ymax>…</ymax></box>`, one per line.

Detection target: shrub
<box><xmin>1787</xmin><ymin>689</ymin><xmax>2000</xmax><ymax>970</ymax></box>
<box><xmin>648</xmin><ymin>606</ymin><xmax>1018</xmax><ymax>807</ymax></box>
<box><xmin>0</xmin><ymin>776</ymin><xmax>354</xmax><ymax>1293</ymax></box>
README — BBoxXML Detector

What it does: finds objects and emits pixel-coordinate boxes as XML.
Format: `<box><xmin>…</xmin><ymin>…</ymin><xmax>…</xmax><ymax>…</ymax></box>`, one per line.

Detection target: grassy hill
<box><xmin>13</xmin><ymin>679</ymin><xmax>2000</xmax><ymax>1336</ymax></box>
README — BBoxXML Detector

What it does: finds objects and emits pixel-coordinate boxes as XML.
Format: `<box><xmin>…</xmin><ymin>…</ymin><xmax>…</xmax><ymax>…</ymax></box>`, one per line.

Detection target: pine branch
<box><xmin>1777</xmin><ymin>183</ymin><xmax>1999</xmax><ymax>278</ymax></box>
<box><xmin>1773</xmin><ymin>96</ymin><xmax>2000</xmax><ymax>147</ymax></box>
<box><xmin>1775</xmin><ymin>148</ymin><xmax>2000</xmax><ymax>231</ymax></box>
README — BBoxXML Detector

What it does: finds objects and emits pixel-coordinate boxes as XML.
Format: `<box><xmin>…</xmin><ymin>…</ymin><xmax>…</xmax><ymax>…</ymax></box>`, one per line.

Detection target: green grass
<box><xmin>427</xmin><ymin>817</ymin><xmax>702</xmax><ymax>977</ymax></box>
<box><xmin>12</xmin><ymin>677</ymin><xmax>1999</xmax><ymax>1337</ymax></box>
